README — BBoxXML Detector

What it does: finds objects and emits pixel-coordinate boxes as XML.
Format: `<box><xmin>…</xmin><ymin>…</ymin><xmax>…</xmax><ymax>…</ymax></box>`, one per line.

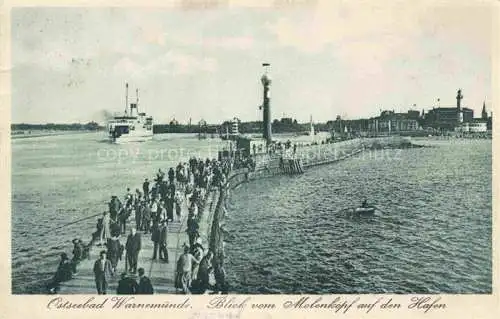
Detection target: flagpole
<box><xmin>125</xmin><ymin>83</ymin><xmax>129</xmax><ymax>115</ymax></box>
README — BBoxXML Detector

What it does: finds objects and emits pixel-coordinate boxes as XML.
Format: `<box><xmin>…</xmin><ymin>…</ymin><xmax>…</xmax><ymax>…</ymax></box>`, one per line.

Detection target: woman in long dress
<box><xmin>174</xmin><ymin>190</ymin><xmax>183</xmax><ymax>222</ymax></box>
<box><xmin>99</xmin><ymin>211</ymin><xmax>111</xmax><ymax>246</ymax></box>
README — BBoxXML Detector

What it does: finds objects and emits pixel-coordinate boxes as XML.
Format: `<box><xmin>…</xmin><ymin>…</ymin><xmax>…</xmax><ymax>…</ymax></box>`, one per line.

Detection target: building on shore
<box><xmin>422</xmin><ymin>89</ymin><xmax>474</xmax><ymax>131</ymax></box>
<box><xmin>455</xmin><ymin>121</ymin><xmax>487</xmax><ymax>133</ymax></box>
<box><xmin>367</xmin><ymin>110</ymin><xmax>421</xmax><ymax>133</ymax></box>
<box><xmin>455</xmin><ymin>101</ymin><xmax>490</xmax><ymax>133</ymax></box>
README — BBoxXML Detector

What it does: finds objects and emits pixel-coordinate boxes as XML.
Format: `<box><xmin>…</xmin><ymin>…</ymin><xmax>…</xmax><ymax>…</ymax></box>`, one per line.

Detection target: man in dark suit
<box><xmin>125</xmin><ymin>227</ymin><xmax>141</xmax><ymax>274</ymax></box>
<box><xmin>159</xmin><ymin>219</ymin><xmax>169</xmax><ymax>262</ymax></box>
<box><xmin>137</xmin><ymin>267</ymin><xmax>154</xmax><ymax>294</ymax></box>
<box><xmin>143</xmin><ymin>178</ymin><xmax>150</xmax><ymax>201</ymax></box>
<box><xmin>142</xmin><ymin>204</ymin><xmax>152</xmax><ymax>234</ymax></box>
<box><xmin>93</xmin><ymin>250</ymin><xmax>114</xmax><ymax>295</ymax></box>
<box><xmin>135</xmin><ymin>200</ymin><xmax>143</xmax><ymax>231</ymax></box>
<box><xmin>151</xmin><ymin>221</ymin><xmax>160</xmax><ymax>260</ymax></box>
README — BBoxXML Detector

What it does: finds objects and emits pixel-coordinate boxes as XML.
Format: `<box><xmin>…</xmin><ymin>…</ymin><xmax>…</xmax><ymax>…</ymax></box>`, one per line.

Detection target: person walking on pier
<box><xmin>118</xmin><ymin>206</ymin><xmax>129</xmax><ymax>235</ymax></box>
<box><xmin>191</xmin><ymin>237</ymin><xmax>204</xmax><ymax>281</ymax></box>
<box><xmin>190</xmin><ymin>188</ymin><xmax>200</xmax><ymax>213</ymax></box>
<box><xmin>168</xmin><ymin>167</ymin><xmax>175</xmax><ymax>183</ymax></box>
<box><xmin>157</xmin><ymin>168</ymin><xmax>165</xmax><ymax>182</ymax></box>
<box><xmin>214</xmin><ymin>263</ymin><xmax>228</xmax><ymax>294</ymax></box>
<box><xmin>166</xmin><ymin>191</ymin><xmax>175</xmax><ymax>222</ymax></box>
<box><xmin>135</xmin><ymin>200</ymin><xmax>143</xmax><ymax>231</ymax></box>
<box><xmin>150</xmin><ymin>199</ymin><xmax>158</xmax><ymax>221</ymax></box>
<box><xmin>143</xmin><ymin>178</ymin><xmax>150</xmax><ymax>202</ymax></box>
<box><xmin>159</xmin><ymin>180</ymin><xmax>168</xmax><ymax>202</ymax></box>
<box><xmin>106</xmin><ymin>235</ymin><xmax>123</xmax><ymax>273</ymax></box>
<box><xmin>99</xmin><ymin>211</ymin><xmax>111</xmax><ymax>246</ymax></box>
<box><xmin>135</xmin><ymin>188</ymin><xmax>142</xmax><ymax>202</ymax></box>
<box><xmin>110</xmin><ymin>220</ymin><xmax>121</xmax><ymax>238</ymax></box>
<box><xmin>157</xmin><ymin>200</ymin><xmax>166</xmax><ymax>224</ymax></box>
<box><xmin>93</xmin><ymin>250</ymin><xmax>114</xmax><ymax>295</ymax></box>
<box><xmin>174</xmin><ymin>190</ymin><xmax>183</xmax><ymax>222</ymax></box>
<box><xmin>137</xmin><ymin>267</ymin><xmax>154</xmax><ymax>294</ymax></box>
<box><xmin>186</xmin><ymin>213</ymin><xmax>199</xmax><ymax>248</ymax></box>
<box><xmin>142</xmin><ymin>203</ymin><xmax>152</xmax><ymax>234</ymax></box>
<box><xmin>159</xmin><ymin>219</ymin><xmax>169</xmax><ymax>263</ymax></box>
<box><xmin>175</xmin><ymin>244</ymin><xmax>200</xmax><ymax>294</ymax></box>
<box><xmin>71</xmin><ymin>239</ymin><xmax>83</xmax><ymax>274</ymax></box>
<box><xmin>109</xmin><ymin>196</ymin><xmax>122</xmax><ymax>222</ymax></box>
<box><xmin>125</xmin><ymin>187</ymin><xmax>133</xmax><ymax>207</ymax></box>
<box><xmin>125</xmin><ymin>227</ymin><xmax>141</xmax><ymax>274</ymax></box>
<box><xmin>151</xmin><ymin>221</ymin><xmax>160</xmax><ymax>261</ymax></box>
<box><xmin>196</xmin><ymin>250</ymin><xmax>214</xmax><ymax>294</ymax></box>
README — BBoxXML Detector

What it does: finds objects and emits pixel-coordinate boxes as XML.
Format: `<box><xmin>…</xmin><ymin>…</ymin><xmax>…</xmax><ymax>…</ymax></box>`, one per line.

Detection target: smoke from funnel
<box><xmin>90</xmin><ymin>110</ymin><xmax>114</xmax><ymax>126</ymax></box>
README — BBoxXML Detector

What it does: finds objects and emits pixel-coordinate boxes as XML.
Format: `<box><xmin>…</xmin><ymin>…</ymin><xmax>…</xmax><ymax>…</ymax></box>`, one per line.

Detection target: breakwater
<box><xmin>247</xmin><ymin>136</ymin><xmax>414</xmax><ymax>178</ymax></box>
<box><xmin>45</xmin><ymin>136</ymin><xmax>417</xmax><ymax>294</ymax></box>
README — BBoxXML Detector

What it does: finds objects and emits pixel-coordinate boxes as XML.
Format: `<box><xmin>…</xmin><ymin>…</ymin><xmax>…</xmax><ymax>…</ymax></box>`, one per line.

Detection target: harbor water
<box><xmin>224</xmin><ymin>138</ymin><xmax>492</xmax><ymax>294</ymax></box>
<box><xmin>11</xmin><ymin>134</ymin><xmax>491</xmax><ymax>294</ymax></box>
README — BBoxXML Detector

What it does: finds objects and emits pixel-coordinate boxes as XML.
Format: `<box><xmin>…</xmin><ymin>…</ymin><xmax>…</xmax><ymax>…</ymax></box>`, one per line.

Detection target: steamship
<box><xmin>107</xmin><ymin>84</ymin><xmax>153</xmax><ymax>143</ymax></box>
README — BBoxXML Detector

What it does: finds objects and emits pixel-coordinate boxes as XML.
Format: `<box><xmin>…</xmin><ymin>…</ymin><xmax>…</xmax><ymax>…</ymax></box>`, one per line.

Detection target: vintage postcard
<box><xmin>1</xmin><ymin>0</ymin><xmax>498</xmax><ymax>318</ymax></box>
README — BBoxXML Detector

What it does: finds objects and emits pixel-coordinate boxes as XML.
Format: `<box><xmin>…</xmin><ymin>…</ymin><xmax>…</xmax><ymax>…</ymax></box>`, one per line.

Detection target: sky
<box><xmin>11</xmin><ymin>0</ymin><xmax>494</xmax><ymax>125</ymax></box>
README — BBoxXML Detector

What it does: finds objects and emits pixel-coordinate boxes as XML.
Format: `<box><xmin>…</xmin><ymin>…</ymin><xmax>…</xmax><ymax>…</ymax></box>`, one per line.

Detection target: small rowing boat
<box><xmin>354</xmin><ymin>206</ymin><xmax>376</xmax><ymax>215</ymax></box>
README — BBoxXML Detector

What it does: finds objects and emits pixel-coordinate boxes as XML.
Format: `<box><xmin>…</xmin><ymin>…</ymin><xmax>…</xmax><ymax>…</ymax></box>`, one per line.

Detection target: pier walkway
<box><xmin>58</xmin><ymin>188</ymin><xmax>220</xmax><ymax>294</ymax></box>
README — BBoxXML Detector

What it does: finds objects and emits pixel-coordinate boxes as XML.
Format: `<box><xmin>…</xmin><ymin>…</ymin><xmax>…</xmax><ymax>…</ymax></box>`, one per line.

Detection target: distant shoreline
<box><xmin>11</xmin><ymin>130</ymin><xmax>96</xmax><ymax>139</ymax></box>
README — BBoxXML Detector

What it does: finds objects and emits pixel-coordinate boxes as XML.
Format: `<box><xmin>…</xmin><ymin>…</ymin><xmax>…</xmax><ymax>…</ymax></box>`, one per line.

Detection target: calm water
<box><xmin>12</xmin><ymin>134</ymin><xmax>492</xmax><ymax>294</ymax></box>
<box><xmin>11</xmin><ymin>132</ymin><xmax>229</xmax><ymax>293</ymax></box>
<box><xmin>225</xmin><ymin>138</ymin><xmax>492</xmax><ymax>294</ymax></box>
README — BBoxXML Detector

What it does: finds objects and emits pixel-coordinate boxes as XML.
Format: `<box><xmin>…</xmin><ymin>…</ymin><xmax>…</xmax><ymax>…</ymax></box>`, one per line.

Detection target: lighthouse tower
<box><xmin>456</xmin><ymin>89</ymin><xmax>464</xmax><ymax>123</ymax></box>
<box><xmin>260</xmin><ymin>63</ymin><xmax>272</xmax><ymax>145</ymax></box>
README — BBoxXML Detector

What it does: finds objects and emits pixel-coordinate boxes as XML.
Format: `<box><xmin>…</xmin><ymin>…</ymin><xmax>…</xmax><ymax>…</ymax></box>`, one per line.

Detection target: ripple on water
<box><xmin>226</xmin><ymin>141</ymin><xmax>491</xmax><ymax>293</ymax></box>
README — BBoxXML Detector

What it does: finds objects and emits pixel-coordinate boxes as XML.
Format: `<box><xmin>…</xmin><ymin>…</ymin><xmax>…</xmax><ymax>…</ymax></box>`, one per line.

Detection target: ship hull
<box><xmin>107</xmin><ymin>124</ymin><xmax>154</xmax><ymax>144</ymax></box>
<box><xmin>109</xmin><ymin>132</ymin><xmax>153</xmax><ymax>144</ymax></box>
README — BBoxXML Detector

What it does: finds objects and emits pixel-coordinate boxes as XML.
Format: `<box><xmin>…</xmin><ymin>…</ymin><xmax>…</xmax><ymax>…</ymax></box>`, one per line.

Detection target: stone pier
<box><xmin>57</xmin><ymin>188</ymin><xmax>220</xmax><ymax>294</ymax></box>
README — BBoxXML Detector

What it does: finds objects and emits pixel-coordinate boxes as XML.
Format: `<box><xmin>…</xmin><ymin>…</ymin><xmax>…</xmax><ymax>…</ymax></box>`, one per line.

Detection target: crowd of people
<box><xmin>47</xmin><ymin>156</ymin><xmax>233</xmax><ymax>295</ymax></box>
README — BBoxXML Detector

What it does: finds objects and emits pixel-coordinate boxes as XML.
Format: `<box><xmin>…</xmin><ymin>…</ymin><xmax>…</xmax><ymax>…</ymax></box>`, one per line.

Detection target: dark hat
<box><xmin>72</xmin><ymin>238</ymin><xmax>79</xmax><ymax>244</ymax></box>
<box><xmin>138</xmin><ymin>268</ymin><xmax>145</xmax><ymax>276</ymax></box>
